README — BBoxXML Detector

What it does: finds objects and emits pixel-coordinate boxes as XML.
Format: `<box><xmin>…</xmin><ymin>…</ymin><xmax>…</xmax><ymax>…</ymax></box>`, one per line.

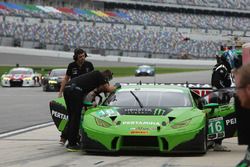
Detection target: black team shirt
<box><xmin>66</xmin><ymin>61</ymin><xmax>94</xmax><ymax>79</ymax></box>
<box><xmin>68</xmin><ymin>71</ymin><xmax>107</xmax><ymax>94</ymax></box>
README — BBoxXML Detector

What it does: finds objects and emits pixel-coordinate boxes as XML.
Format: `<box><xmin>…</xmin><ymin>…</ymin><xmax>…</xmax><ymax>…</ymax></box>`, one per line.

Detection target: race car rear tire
<box><xmin>201</xmin><ymin>126</ymin><xmax>207</xmax><ymax>154</ymax></box>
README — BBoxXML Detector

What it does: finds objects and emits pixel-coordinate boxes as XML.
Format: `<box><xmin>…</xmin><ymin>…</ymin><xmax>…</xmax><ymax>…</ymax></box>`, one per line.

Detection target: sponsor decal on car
<box><xmin>130</xmin><ymin>130</ymin><xmax>149</xmax><ymax>134</ymax></box>
<box><xmin>118</xmin><ymin>107</ymin><xmax>171</xmax><ymax>116</ymax></box>
<box><xmin>154</xmin><ymin>108</ymin><xmax>167</xmax><ymax>115</ymax></box>
<box><xmin>123</xmin><ymin>121</ymin><xmax>161</xmax><ymax>126</ymax></box>
<box><xmin>130</xmin><ymin>127</ymin><xmax>158</xmax><ymax>131</ymax></box>
<box><xmin>207</xmin><ymin>117</ymin><xmax>225</xmax><ymax>140</ymax></box>
<box><xmin>124</xmin><ymin>108</ymin><xmax>152</xmax><ymax>113</ymax></box>
<box><xmin>51</xmin><ymin>110</ymin><xmax>68</xmax><ymax>120</ymax></box>
<box><xmin>225</xmin><ymin>117</ymin><xmax>237</xmax><ymax>126</ymax></box>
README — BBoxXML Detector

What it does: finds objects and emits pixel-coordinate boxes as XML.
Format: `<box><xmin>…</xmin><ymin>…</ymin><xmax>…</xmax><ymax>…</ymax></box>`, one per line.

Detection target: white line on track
<box><xmin>0</xmin><ymin>122</ymin><xmax>53</xmax><ymax>138</ymax></box>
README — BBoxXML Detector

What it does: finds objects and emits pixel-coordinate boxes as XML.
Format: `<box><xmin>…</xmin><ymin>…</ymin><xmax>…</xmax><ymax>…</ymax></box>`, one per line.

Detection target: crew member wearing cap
<box><xmin>63</xmin><ymin>70</ymin><xmax>117</xmax><ymax>151</ymax></box>
<box><xmin>58</xmin><ymin>48</ymin><xmax>94</xmax><ymax>145</ymax></box>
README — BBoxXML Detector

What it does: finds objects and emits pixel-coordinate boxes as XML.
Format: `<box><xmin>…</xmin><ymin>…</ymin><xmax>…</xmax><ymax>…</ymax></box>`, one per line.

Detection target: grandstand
<box><xmin>0</xmin><ymin>0</ymin><xmax>250</xmax><ymax>59</ymax></box>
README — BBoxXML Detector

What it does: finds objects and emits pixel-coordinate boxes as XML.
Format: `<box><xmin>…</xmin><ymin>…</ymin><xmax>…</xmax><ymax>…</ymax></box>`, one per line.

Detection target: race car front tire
<box><xmin>80</xmin><ymin>129</ymin><xmax>109</xmax><ymax>153</ymax></box>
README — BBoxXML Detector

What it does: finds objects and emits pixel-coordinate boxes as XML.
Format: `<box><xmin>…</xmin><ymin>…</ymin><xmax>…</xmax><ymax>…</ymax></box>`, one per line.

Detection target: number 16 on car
<box><xmin>207</xmin><ymin>117</ymin><xmax>225</xmax><ymax>140</ymax></box>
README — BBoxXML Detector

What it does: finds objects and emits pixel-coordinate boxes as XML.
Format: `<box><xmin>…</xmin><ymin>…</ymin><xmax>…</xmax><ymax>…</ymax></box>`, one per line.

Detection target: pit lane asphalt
<box><xmin>0</xmin><ymin>127</ymin><xmax>246</xmax><ymax>167</ymax></box>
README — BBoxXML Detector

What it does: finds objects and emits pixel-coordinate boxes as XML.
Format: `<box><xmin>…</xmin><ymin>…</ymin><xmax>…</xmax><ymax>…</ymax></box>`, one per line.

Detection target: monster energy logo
<box><xmin>154</xmin><ymin>108</ymin><xmax>166</xmax><ymax>115</ymax></box>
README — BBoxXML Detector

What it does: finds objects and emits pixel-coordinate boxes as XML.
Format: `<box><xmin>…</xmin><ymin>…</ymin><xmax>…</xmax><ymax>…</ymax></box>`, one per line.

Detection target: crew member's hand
<box><xmin>114</xmin><ymin>83</ymin><xmax>121</xmax><ymax>89</ymax></box>
<box><xmin>92</xmin><ymin>101</ymin><xmax>97</xmax><ymax>107</ymax></box>
<box><xmin>58</xmin><ymin>92</ymin><xmax>63</xmax><ymax>98</ymax></box>
<box><xmin>89</xmin><ymin>91</ymin><xmax>97</xmax><ymax>101</ymax></box>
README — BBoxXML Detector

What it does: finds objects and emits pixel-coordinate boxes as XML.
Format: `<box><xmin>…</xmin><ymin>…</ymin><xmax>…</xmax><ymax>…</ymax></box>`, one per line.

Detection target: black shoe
<box><xmin>236</xmin><ymin>159</ymin><xmax>250</xmax><ymax>167</ymax></box>
<box><xmin>207</xmin><ymin>141</ymin><xmax>215</xmax><ymax>150</ymax></box>
<box><xmin>66</xmin><ymin>144</ymin><xmax>81</xmax><ymax>152</ymax></box>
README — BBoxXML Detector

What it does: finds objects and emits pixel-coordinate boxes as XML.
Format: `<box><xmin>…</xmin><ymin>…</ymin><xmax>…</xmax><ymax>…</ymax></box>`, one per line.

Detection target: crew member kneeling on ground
<box><xmin>63</xmin><ymin>69</ymin><xmax>117</xmax><ymax>151</ymax></box>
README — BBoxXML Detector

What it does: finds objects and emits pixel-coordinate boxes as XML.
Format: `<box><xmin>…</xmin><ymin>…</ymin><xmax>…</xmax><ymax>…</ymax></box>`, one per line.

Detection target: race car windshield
<box><xmin>138</xmin><ymin>66</ymin><xmax>153</xmax><ymax>70</ymax></box>
<box><xmin>130</xmin><ymin>91</ymin><xmax>144</xmax><ymax>108</ymax></box>
<box><xmin>104</xmin><ymin>91</ymin><xmax>192</xmax><ymax>107</ymax></box>
<box><xmin>10</xmin><ymin>70</ymin><xmax>32</xmax><ymax>75</ymax></box>
<box><xmin>50</xmin><ymin>69</ymin><xmax>66</xmax><ymax>77</ymax></box>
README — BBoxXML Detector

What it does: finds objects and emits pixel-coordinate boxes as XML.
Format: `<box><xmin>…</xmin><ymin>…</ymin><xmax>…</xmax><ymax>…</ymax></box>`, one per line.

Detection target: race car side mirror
<box><xmin>204</xmin><ymin>103</ymin><xmax>219</xmax><ymax>114</ymax></box>
<box><xmin>83</xmin><ymin>101</ymin><xmax>93</xmax><ymax>107</ymax></box>
<box><xmin>204</xmin><ymin>103</ymin><xmax>219</xmax><ymax>109</ymax></box>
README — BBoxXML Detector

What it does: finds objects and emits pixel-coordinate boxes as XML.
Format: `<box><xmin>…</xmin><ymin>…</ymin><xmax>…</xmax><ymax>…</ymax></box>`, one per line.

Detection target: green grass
<box><xmin>0</xmin><ymin>66</ymin><xmax>206</xmax><ymax>77</ymax></box>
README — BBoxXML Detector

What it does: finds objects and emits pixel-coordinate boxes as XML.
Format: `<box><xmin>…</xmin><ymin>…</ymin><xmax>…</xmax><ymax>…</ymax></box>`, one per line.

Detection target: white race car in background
<box><xmin>1</xmin><ymin>67</ymin><xmax>42</xmax><ymax>87</ymax></box>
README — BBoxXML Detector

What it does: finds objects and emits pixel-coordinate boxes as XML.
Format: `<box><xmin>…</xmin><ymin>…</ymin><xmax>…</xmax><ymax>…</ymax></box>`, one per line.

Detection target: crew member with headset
<box><xmin>63</xmin><ymin>70</ymin><xmax>119</xmax><ymax>151</ymax></box>
<box><xmin>58</xmin><ymin>48</ymin><xmax>94</xmax><ymax>145</ymax></box>
<box><xmin>212</xmin><ymin>52</ymin><xmax>233</xmax><ymax>90</ymax></box>
<box><xmin>211</xmin><ymin>50</ymin><xmax>238</xmax><ymax>151</ymax></box>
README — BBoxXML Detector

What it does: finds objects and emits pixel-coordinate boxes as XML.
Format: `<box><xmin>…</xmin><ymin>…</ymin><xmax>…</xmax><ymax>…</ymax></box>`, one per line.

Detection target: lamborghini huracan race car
<box><xmin>42</xmin><ymin>68</ymin><xmax>66</xmax><ymax>92</ymax></box>
<box><xmin>49</xmin><ymin>83</ymin><xmax>236</xmax><ymax>154</ymax></box>
<box><xmin>1</xmin><ymin>67</ymin><xmax>42</xmax><ymax>87</ymax></box>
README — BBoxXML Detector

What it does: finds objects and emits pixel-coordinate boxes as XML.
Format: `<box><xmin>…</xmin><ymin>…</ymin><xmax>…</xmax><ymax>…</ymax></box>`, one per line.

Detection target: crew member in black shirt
<box><xmin>58</xmin><ymin>48</ymin><xmax>94</xmax><ymax>97</ymax></box>
<box><xmin>58</xmin><ymin>48</ymin><xmax>94</xmax><ymax>145</ymax></box>
<box><xmin>211</xmin><ymin>54</ymin><xmax>232</xmax><ymax>90</ymax></box>
<box><xmin>63</xmin><ymin>70</ymin><xmax>118</xmax><ymax>151</ymax></box>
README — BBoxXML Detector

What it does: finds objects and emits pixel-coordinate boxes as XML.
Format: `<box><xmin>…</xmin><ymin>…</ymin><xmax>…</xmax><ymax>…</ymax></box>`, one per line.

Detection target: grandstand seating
<box><xmin>1</xmin><ymin>2</ymin><xmax>250</xmax><ymax>31</ymax></box>
<box><xmin>0</xmin><ymin>20</ymin><xmax>220</xmax><ymax>58</ymax></box>
<box><xmin>115</xmin><ymin>0</ymin><xmax>250</xmax><ymax>10</ymax></box>
<box><xmin>0</xmin><ymin>1</ymin><xmax>248</xmax><ymax>59</ymax></box>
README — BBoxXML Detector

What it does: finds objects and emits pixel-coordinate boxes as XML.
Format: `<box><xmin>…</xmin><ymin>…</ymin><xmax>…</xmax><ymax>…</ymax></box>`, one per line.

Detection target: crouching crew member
<box><xmin>63</xmin><ymin>70</ymin><xmax>117</xmax><ymax>151</ymax></box>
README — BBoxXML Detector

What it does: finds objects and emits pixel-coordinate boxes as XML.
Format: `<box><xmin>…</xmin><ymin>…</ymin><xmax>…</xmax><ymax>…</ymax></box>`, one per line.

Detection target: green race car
<box><xmin>50</xmin><ymin>83</ymin><xmax>237</xmax><ymax>154</ymax></box>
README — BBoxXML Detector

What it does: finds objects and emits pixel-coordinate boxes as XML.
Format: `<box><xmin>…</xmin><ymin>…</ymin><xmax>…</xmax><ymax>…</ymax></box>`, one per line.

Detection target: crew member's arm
<box><xmin>95</xmin><ymin>83</ymin><xmax>118</xmax><ymax>95</ymax></box>
<box><xmin>58</xmin><ymin>75</ymin><xmax>70</xmax><ymax>97</ymax></box>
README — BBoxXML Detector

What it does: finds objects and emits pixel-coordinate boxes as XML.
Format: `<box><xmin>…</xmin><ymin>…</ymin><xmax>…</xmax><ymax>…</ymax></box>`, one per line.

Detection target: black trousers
<box><xmin>63</xmin><ymin>87</ymin><xmax>85</xmax><ymax>146</ymax></box>
<box><xmin>60</xmin><ymin>128</ymin><xmax>68</xmax><ymax>140</ymax></box>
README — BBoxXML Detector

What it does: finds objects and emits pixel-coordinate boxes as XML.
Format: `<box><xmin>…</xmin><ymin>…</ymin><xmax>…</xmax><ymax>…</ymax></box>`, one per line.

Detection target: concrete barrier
<box><xmin>0</xmin><ymin>46</ymin><xmax>216</xmax><ymax>66</ymax></box>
